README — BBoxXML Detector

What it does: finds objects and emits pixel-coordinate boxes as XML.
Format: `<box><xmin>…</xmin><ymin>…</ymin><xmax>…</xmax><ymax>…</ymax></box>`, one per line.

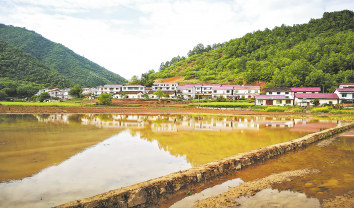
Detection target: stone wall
<box><xmin>57</xmin><ymin>122</ymin><xmax>354</xmax><ymax>208</ymax></box>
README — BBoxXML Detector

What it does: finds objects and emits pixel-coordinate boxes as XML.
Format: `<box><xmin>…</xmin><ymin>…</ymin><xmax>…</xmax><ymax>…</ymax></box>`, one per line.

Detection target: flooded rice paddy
<box><xmin>172</xmin><ymin>130</ymin><xmax>354</xmax><ymax>208</ymax></box>
<box><xmin>0</xmin><ymin>114</ymin><xmax>346</xmax><ymax>207</ymax></box>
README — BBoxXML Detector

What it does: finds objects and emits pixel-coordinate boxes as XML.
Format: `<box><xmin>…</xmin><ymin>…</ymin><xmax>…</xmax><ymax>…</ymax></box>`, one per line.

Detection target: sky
<box><xmin>0</xmin><ymin>0</ymin><xmax>354</xmax><ymax>81</ymax></box>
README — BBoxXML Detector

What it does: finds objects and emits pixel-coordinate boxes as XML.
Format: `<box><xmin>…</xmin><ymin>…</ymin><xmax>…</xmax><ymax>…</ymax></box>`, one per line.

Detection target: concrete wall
<box><xmin>57</xmin><ymin>122</ymin><xmax>354</xmax><ymax>208</ymax></box>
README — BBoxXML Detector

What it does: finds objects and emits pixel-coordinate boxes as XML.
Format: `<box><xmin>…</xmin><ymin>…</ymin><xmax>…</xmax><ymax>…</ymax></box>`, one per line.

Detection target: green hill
<box><xmin>136</xmin><ymin>10</ymin><xmax>354</xmax><ymax>92</ymax></box>
<box><xmin>0</xmin><ymin>40</ymin><xmax>74</xmax><ymax>98</ymax></box>
<box><xmin>0</xmin><ymin>24</ymin><xmax>127</xmax><ymax>87</ymax></box>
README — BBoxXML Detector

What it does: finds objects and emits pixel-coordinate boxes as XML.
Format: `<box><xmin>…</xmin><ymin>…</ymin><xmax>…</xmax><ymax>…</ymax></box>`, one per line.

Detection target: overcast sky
<box><xmin>1</xmin><ymin>0</ymin><xmax>353</xmax><ymax>81</ymax></box>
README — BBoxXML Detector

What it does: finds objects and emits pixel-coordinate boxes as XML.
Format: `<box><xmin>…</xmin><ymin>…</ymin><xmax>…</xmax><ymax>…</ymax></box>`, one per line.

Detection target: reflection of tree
<box><xmin>37</xmin><ymin>114</ymin><xmax>50</xmax><ymax>119</ymax></box>
<box><xmin>68</xmin><ymin>114</ymin><xmax>84</xmax><ymax>123</ymax></box>
<box><xmin>96</xmin><ymin>114</ymin><xmax>113</xmax><ymax>122</ymax></box>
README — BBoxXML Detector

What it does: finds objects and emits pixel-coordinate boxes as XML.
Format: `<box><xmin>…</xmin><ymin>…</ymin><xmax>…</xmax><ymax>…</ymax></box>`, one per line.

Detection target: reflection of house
<box><xmin>294</xmin><ymin>93</ymin><xmax>339</xmax><ymax>106</ymax></box>
<box><xmin>334</xmin><ymin>83</ymin><xmax>354</xmax><ymax>104</ymax></box>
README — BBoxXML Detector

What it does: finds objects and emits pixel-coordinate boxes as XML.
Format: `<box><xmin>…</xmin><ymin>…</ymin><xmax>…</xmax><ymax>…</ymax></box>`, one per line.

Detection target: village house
<box><xmin>291</xmin><ymin>87</ymin><xmax>321</xmax><ymax>94</ymax></box>
<box><xmin>212</xmin><ymin>85</ymin><xmax>234</xmax><ymax>99</ymax></box>
<box><xmin>176</xmin><ymin>84</ymin><xmax>202</xmax><ymax>100</ymax></box>
<box><xmin>294</xmin><ymin>93</ymin><xmax>339</xmax><ymax>106</ymax></box>
<box><xmin>255</xmin><ymin>95</ymin><xmax>294</xmax><ymax>106</ymax></box>
<box><xmin>233</xmin><ymin>85</ymin><xmax>260</xmax><ymax>99</ymax></box>
<box><xmin>152</xmin><ymin>82</ymin><xmax>178</xmax><ymax>91</ymax></box>
<box><xmin>334</xmin><ymin>83</ymin><xmax>354</xmax><ymax>105</ymax></box>
<box><xmin>96</xmin><ymin>84</ymin><xmax>122</xmax><ymax>96</ymax></box>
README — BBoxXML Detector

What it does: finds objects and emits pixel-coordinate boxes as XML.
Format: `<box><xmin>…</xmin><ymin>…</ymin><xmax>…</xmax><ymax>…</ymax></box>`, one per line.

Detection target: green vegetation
<box><xmin>98</xmin><ymin>93</ymin><xmax>113</xmax><ymax>105</ymax></box>
<box><xmin>69</xmin><ymin>84</ymin><xmax>83</xmax><ymax>98</ymax></box>
<box><xmin>38</xmin><ymin>92</ymin><xmax>51</xmax><ymax>102</ymax></box>
<box><xmin>132</xmin><ymin>10</ymin><xmax>354</xmax><ymax>92</ymax></box>
<box><xmin>0</xmin><ymin>40</ymin><xmax>73</xmax><ymax>98</ymax></box>
<box><xmin>0</xmin><ymin>101</ymin><xmax>94</xmax><ymax>107</ymax></box>
<box><xmin>153</xmin><ymin>89</ymin><xmax>167</xmax><ymax>99</ymax></box>
<box><xmin>0</xmin><ymin>24</ymin><xmax>126</xmax><ymax>87</ymax></box>
<box><xmin>189</xmin><ymin>102</ymin><xmax>254</xmax><ymax>108</ymax></box>
<box><xmin>311</xmin><ymin>106</ymin><xmax>333</xmax><ymax>113</ymax></box>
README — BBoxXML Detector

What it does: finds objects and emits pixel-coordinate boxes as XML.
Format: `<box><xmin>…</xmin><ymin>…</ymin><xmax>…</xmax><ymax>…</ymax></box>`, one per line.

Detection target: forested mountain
<box><xmin>0</xmin><ymin>40</ymin><xmax>73</xmax><ymax>97</ymax></box>
<box><xmin>0</xmin><ymin>24</ymin><xmax>126</xmax><ymax>87</ymax></box>
<box><xmin>133</xmin><ymin>10</ymin><xmax>354</xmax><ymax>92</ymax></box>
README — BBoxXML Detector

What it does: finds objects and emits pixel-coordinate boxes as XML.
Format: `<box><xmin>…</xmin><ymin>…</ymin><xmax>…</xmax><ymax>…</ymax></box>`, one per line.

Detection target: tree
<box><xmin>98</xmin><ymin>92</ymin><xmax>112</xmax><ymax>105</ymax></box>
<box><xmin>120</xmin><ymin>91</ymin><xmax>127</xmax><ymax>99</ymax></box>
<box><xmin>143</xmin><ymin>93</ymin><xmax>149</xmax><ymax>99</ymax></box>
<box><xmin>69</xmin><ymin>84</ymin><xmax>82</xmax><ymax>98</ymax></box>
<box><xmin>0</xmin><ymin>90</ymin><xmax>7</xmax><ymax>100</ymax></box>
<box><xmin>39</xmin><ymin>92</ymin><xmax>51</xmax><ymax>102</ymax></box>
<box><xmin>153</xmin><ymin>89</ymin><xmax>167</xmax><ymax>100</ymax></box>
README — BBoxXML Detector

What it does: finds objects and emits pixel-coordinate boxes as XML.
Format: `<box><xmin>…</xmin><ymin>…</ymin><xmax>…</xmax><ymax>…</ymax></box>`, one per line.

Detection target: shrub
<box><xmin>311</xmin><ymin>106</ymin><xmax>333</xmax><ymax>113</ymax></box>
<box><xmin>264</xmin><ymin>107</ymin><xmax>286</xmax><ymax>112</ymax></box>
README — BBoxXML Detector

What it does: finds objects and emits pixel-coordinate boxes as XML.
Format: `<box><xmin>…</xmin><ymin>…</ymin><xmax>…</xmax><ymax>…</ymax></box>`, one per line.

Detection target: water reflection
<box><xmin>0</xmin><ymin>114</ymin><xmax>344</xmax><ymax>208</ymax></box>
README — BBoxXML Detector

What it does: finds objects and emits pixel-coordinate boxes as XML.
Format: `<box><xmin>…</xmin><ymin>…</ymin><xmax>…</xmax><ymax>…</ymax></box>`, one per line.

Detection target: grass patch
<box><xmin>189</xmin><ymin>102</ymin><xmax>254</xmax><ymax>108</ymax></box>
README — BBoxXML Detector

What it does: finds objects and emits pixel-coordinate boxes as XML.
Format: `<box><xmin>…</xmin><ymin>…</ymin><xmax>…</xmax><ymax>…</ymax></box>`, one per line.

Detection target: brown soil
<box><xmin>192</xmin><ymin>169</ymin><xmax>321</xmax><ymax>208</ymax></box>
<box><xmin>322</xmin><ymin>191</ymin><xmax>354</xmax><ymax>208</ymax></box>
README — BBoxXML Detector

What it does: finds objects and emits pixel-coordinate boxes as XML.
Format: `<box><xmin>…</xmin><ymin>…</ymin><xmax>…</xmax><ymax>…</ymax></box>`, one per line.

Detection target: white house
<box><xmin>176</xmin><ymin>84</ymin><xmax>202</xmax><ymax>100</ymax></box>
<box><xmin>255</xmin><ymin>95</ymin><xmax>294</xmax><ymax>106</ymax></box>
<box><xmin>294</xmin><ymin>93</ymin><xmax>339</xmax><ymax>106</ymax></box>
<box><xmin>334</xmin><ymin>83</ymin><xmax>354</xmax><ymax>104</ymax></box>
<box><xmin>233</xmin><ymin>85</ymin><xmax>260</xmax><ymax>99</ymax></box>
<box><xmin>212</xmin><ymin>85</ymin><xmax>234</xmax><ymax>98</ymax></box>
<box><xmin>122</xmin><ymin>85</ymin><xmax>146</xmax><ymax>92</ymax></box>
<box><xmin>97</xmin><ymin>84</ymin><xmax>122</xmax><ymax>96</ymax></box>
<box><xmin>152</xmin><ymin>82</ymin><xmax>178</xmax><ymax>91</ymax></box>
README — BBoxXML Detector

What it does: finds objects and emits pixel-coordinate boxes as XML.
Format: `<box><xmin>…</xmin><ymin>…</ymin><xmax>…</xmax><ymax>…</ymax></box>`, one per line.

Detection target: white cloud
<box><xmin>0</xmin><ymin>0</ymin><xmax>353</xmax><ymax>80</ymax></box>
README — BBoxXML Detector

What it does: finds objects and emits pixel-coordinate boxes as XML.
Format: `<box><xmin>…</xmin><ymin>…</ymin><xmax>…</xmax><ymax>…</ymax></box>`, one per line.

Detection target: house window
<box><xmin>214</xmin><ymin>90</ymin><xmax>217</xmax><ymax>93</ymax></box>
<box><xmin>277</xmin><ymin>92</ymin><xmax>280</xmax><ymax>94</ymax></box>
<box><xmin>116</xmin><ymin>88</ymin><xmax>119</xmax><ymax>90</ymax></box>
<box><xmin>140</xmin><ymin>87</ymin><xmax>143</xmax><ymax>90</ymax></box>
<box><xmin>342</xmin><ymin>93</ymin><xmax>347</xmax><ymax>97</ymax></box>
<box><xmin>258</xmin><ymin>100</ymin><xmax>262</xmax><ymax>104</ymax></box>
<box><xmin>104</xmin><ymin>88</ymin><xmax>107</xmax><ymax>90</ymax></box>
<box><xmin>255</xmin><ymin>90</ymin><xmax>258</xmax><ymax>93</ymax></box>
<box><xmin>248</xmin><ymin>90</ymin><xmax>251</xmax><ymax>93</ymax></box>
<box><xmin>276</xmin><ymin>100</ymin><xmax>282</xmax><ymax>104</ymax></box>
<box><xmin>226</xmin><ymin>90</ymin><xmax>230</xmax><ymax>93</ymax></box>
<box><xmin>269</xmin><ymin>92</ymin><xmax>272</xmax><ymax>95</ymax></box>
<box><xmin>286</xmin><ymin>100</ymin><xmax>291</xmax><ymax>104</ymax></box>
<box><xmin>188</xmin><ymin>90</ymin><xmax>191</xmax><ymax>93</ymax></box>
<box><xmin>285</xmin><ymin>92</ymin><xmax>289</xmax><ymax>94</ymax></box>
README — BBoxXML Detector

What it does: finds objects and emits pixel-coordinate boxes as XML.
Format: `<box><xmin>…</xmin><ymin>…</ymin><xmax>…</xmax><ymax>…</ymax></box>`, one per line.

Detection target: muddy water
<box><xmin>172</xmin><ymin>131</ymin><xmax>354</xmax><ymax>208</ymax></box>
<box><xmin>0</xmin><ymin>114</ymin><xmax>343</xmax><ymax>207</ymax></box>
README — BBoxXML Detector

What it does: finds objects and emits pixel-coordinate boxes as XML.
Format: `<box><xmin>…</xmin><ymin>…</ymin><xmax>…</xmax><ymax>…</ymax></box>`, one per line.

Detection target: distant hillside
<box><xmin>134</xmin><ymin>10</ymin><xmax>354</xmax><ymax>92</ymax></box>
<box><xmin>0</xmin><ymin>40</ymin><xmax>74</xmax><ymax>97</ymax></box>
<box><xmin>0</xmin><ymin>24</ymin><xmax>127</xmax><ymax>87</ymax></box>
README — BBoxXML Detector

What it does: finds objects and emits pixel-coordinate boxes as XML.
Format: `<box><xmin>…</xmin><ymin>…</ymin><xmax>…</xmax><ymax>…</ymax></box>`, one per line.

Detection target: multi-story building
<box><xmin>212</xmin><ymin>85</ymin><xmax>234</xmax><ymax>98</ymax></box>
<box><xmin>334</xmin><ymin>83</ymin><xmax>354</xmax><ymax>104</ymax></box>
<box><xmin>152</xmin><ymin>82</ymin><xmax>178</xmax><ymax>91</ymax></box>
<box><xmin>233</xmin><ymin>85</ymin><xmax>260</xmax><ymax>99</ymax></box>
<box><xmin>97</xmin><ymin>85</ymin><xmax>122</xmax><ymax>95</ymax></box>
<box><xmin>176</xmin><ymin>84</ymin><xmax>202</xmax><ymax>100</ymax></box>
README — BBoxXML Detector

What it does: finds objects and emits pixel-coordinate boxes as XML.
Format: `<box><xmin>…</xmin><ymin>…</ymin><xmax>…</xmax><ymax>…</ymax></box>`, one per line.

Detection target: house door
<box><xmin>266</xmin><ymin>100</ymin><xmax>273</xmax><ymax>105</ymax></box>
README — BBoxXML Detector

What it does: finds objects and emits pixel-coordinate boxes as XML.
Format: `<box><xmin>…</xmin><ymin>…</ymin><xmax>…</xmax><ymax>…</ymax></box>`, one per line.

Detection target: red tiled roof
<box><xmin>295</xmin><ymin>93</ymin><xmax>338</xmax><ymax>99</ymax></box>
<box><xmin>256</xmin><ymin>95</ymin><xmax>290</xmax><ymax>99</ymax></box>
<box><xmin>335</xmin><ymin>88</ymin><xmax>354</xmax><ymax>92</ymax></box>
<box><xmin>291</xmin><ymin>87</ymin><xmax>321</xmax><ymax>92</ymax></box>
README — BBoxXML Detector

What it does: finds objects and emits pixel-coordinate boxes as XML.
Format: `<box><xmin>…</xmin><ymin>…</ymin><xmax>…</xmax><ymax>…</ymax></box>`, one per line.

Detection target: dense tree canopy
<box><xmin>0</xmin><ymin>24</ymin><xmax>127</xmax><ymax>87</ymax></box>
<box><xmin>132</xmin><ymin>10</ymin><xmax>354</xmax><ymax>92</ymax></box>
